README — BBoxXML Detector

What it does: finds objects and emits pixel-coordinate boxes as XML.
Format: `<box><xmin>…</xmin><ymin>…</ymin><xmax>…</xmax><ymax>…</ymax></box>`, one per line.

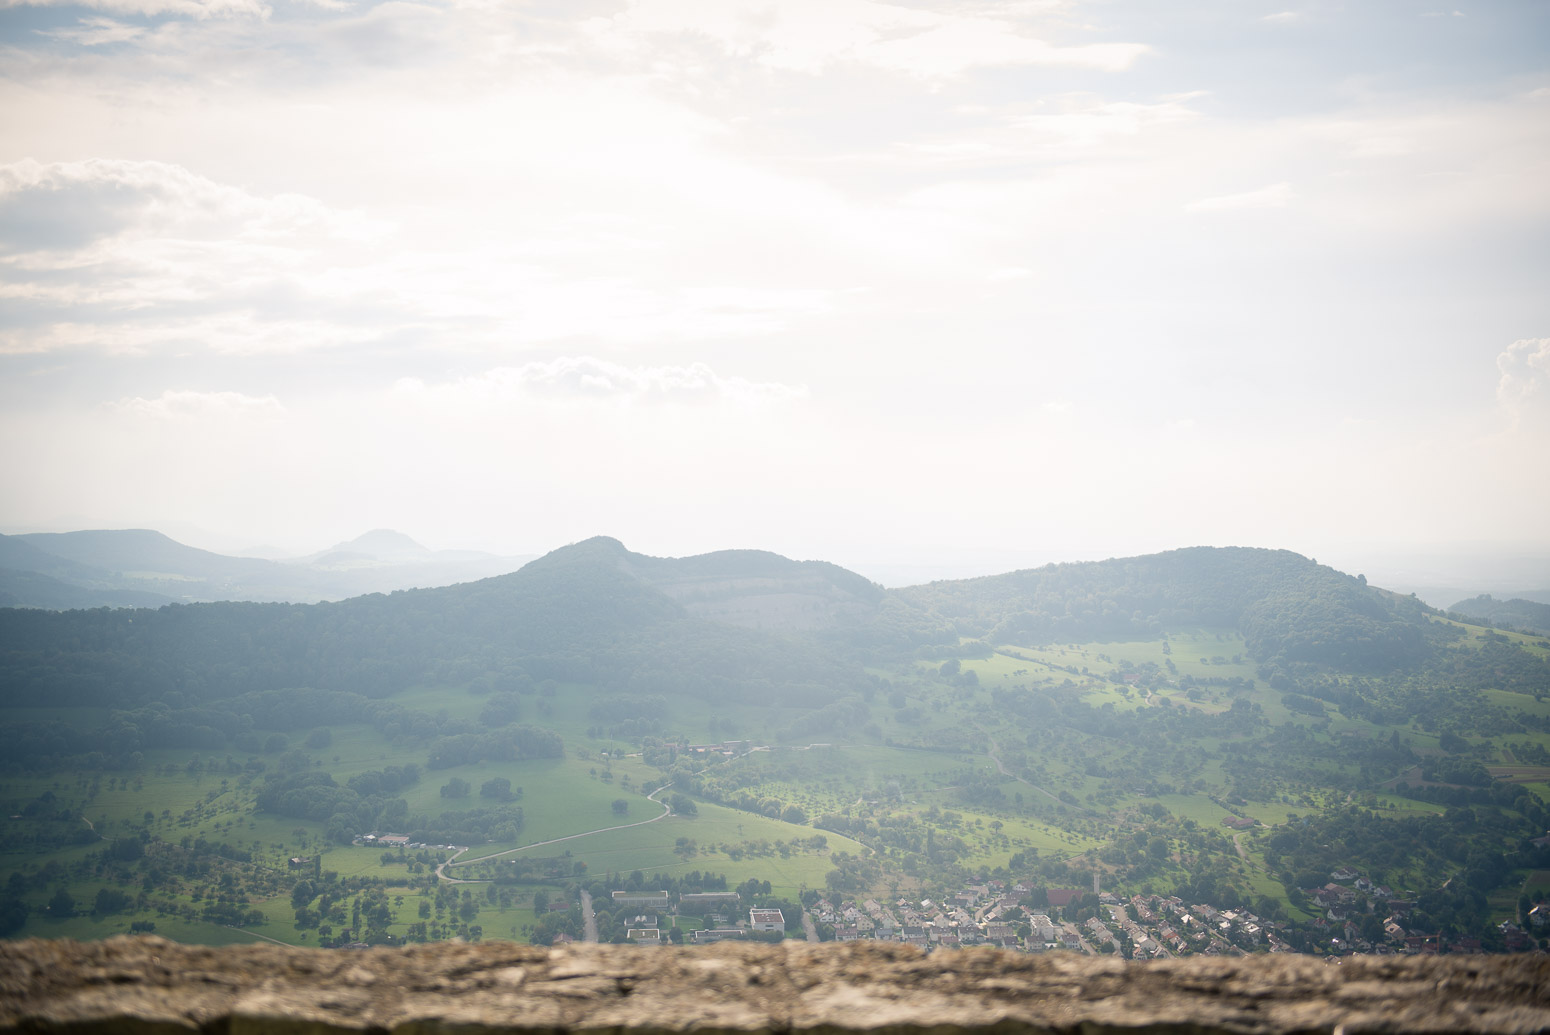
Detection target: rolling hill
<box><xmin>0</xmin><ymin>528</ymin><xmax>534</xmax><ymax>607</ymax></box>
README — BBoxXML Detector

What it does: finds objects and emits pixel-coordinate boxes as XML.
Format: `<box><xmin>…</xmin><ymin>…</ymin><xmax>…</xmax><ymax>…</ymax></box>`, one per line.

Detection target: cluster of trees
<box><xmin>425</xmin><ymin>726</ymin><xmax>563</xmax><ymax>768</ymax></box>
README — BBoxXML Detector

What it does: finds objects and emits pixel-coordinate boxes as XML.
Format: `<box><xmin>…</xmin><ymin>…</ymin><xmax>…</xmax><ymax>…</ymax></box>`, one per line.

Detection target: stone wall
<box><xmin>2</xmin><ymin>937</ymin><xmax>1548</xmax><ymax>1034</ymax></box>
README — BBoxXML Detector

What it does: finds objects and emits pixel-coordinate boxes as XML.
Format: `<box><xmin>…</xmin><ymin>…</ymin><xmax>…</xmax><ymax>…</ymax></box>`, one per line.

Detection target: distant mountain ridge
<box><xmin>0</xmin><ymin>536</ymin><xmax>1485</xmax><ymax>715</ymax></box>
<box><xmin>0</xmin><ymin>528</ymin><xmax>535</xmax><ymax>608</ymax></box>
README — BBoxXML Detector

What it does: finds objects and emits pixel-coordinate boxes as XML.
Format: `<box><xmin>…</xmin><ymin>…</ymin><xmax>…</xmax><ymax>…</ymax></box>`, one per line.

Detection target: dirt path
<box><xmin>225</xmin><ymin>926</ymin><xmax>291</xmax><ymax>946</ymax></box>
<box><xmin>438</xmin><ymin>785</ymin><xmax>673</xmax><ymax>883</ymax></box>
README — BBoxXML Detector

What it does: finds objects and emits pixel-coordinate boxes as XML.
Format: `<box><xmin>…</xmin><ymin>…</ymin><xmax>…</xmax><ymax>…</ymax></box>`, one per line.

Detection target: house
<box><xmin>626</xmin><ymin>928</ymin><xmax>662</xmax><ymax>944</ymax></box>
<box><xmin>611</xmin><ymin>891</ymin><xmax>671</xmax><ymax>908</ymax></box>
<box><xmin>377</xmin><ymin>834</ymin><xmax>410</xmax><ymax>847</ymax></box>
<box><xmin>1045</xmin><ymin>888</ymin><xmax>1084</xmax><ymax>909</ymax></box>
<box><xmin>679</xmin><ymin>892</ymin><xmax>741</xmax><ymax>910</ymax></box>
<box><xmin>750</xmin><ymin>908</ymin><xmax>785</xmax><ymax>933</ymax></box>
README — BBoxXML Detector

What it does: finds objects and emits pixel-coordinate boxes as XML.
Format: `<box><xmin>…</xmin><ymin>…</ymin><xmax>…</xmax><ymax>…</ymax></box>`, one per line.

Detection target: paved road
<box><xmin>580</xmin><ymin>889</ymin><xmax>598</xmax><ymax>943</ymax></box>
<box><xmin>802</xmin><ymin>909</ymin><xmax>819</xmax><ymax>943</ymax></box>
<box><xmin>433</xmin><ymin>847</ymin><xmax>471</xmax><ymax>883</ymax></box>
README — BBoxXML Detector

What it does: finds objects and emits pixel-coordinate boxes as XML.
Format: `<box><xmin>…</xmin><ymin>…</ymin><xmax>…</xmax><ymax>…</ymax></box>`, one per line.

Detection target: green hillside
<box><xmin>1450</xmin><ymin>595</ymin><xmax>1550</xmax><ymax>637</ymax></box>
<box><xmin>2</xmin><ymin>540</ymin><xmax>1548</xmax><ymax>954</ymax></box>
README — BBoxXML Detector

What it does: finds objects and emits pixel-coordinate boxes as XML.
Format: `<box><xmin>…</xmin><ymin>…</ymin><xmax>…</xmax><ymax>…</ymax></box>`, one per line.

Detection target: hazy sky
<box><xmin>1</xmin><ymin>0</ymin><xmax>1546</xmax><ymax>578</ymax></box>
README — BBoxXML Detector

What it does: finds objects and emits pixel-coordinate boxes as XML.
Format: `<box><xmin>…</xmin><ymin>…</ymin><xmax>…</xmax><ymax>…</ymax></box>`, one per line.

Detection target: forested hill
<box><xmin>1449</xmin><ymin>595</ymin><xmax>1550</xmax><ymax>637</ymax></box>
<box><xmin>527</xmin><ymin>536</ymin><xmax>887</xmax><ymax>632</ymax></box>
<box><xmin>0</xmin><ymin>537</ymin><xmax>875</xmax><ymax>712</ymax></box>
<box><xmin>894</xmin><ymin>547</ymin><xmax>1440</xmax><ymax>672</ymax></box>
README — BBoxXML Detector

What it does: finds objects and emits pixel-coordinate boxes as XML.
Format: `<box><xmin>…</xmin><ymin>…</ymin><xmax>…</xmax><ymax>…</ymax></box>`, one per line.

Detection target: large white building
<box><xmin>750</xmin><ymin>908</ymin><xmax>785</xmax><ymax>933</ymax></box>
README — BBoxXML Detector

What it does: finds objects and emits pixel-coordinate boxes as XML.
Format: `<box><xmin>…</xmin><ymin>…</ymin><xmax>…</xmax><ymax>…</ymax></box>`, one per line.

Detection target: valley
<box><xmin>2</xmin><ymin>538</ymin><xmax>1548</xmax><ymax>956</ymax></box>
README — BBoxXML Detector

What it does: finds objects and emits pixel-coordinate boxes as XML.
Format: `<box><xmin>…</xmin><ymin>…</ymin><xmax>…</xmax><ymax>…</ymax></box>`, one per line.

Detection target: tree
<box><xmin>480</xmin><ymin>777</ymin><xmax>513</xmax><ymax>801</ymax></box>
<box><xmin>669</xmin><ymin>793</ymin><xmax>697</xmax><ymax>816</ymax></box>
<box><xmin>92</xmin><ymin>887</ymin><xmax>129</xmax><ymax>916</ymax></box>
<box><xmin>612</xmin><ymin>799</ymin><xmax>629</xmax><ymax>815</ymax></box>
<box><xmin>441</xmin><ymin>777</ymin><xmax>471</xmax><ymax>799</ymax></box>
<box><xmin>47</xmin><ymin>888</ymin><xmax>75</xmax><ymax>917</ymax></box>
<box><xmin>325</xmin><ymin>813</ymin><xmax>357</xmax><ymax>844</ymax></box>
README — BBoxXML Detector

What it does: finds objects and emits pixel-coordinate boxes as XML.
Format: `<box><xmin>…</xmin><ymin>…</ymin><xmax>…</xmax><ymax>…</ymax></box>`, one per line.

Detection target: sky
<box><xmin>1</xmin><ymin>0</ymin><xmax>1547</xmax><ymax>586</ymax></box>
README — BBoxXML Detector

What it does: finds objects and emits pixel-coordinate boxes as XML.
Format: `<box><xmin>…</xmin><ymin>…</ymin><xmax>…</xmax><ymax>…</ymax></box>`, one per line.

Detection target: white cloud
<box><xmin>0</xmin><ymin>0</ymin><xmax>269</xmax><ymax>18</ymax></box>
<box><xmin>1262</xmin><ymin>11</ymin><xmax>1300</xmax><ymax>24</ymax></box>
<box><xmin>36</xmin><ymin>16</ymin><xmax>149</xmax><ymax>46</ymax></box>
<box><xmin>583</xmin><ymin>0</ymin><xmax>1148</xmax><ymax>79</ymax></box>
<box><xmin>113</xmin><ymin>388</ymin><xmax>286</xmax><ymax>419</ymax></box>
<box><xmin>394</xmin><ymin>357</ymin><xmax>807</xmax><ymax>407</ymax></box>
<box><xmin>1497</xmin><ymin>337</ymin><xmax>1550</xmax><ymax>424</ymax></box>
<box><xmin>1186</xmin><ymin>181</ymin><xmax>1295</xmax><ymax>212</ymax></box>
<box><xmin>0</xmin><ymin>159</ymin><xmax>391</xmax><ymax>354</ymax></box>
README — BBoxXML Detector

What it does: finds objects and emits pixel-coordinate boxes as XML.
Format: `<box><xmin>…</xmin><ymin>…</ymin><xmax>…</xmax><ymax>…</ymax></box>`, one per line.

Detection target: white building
<box><xmin>750</xmin><ymin>908</ymin><xmax>785</xmax><ymax>932</ymax></box>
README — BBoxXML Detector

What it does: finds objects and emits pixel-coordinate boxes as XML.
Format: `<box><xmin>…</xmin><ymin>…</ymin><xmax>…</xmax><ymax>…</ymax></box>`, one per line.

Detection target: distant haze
<box><xmin>1</xmin><ymin>2</ymin><xmax>1545</xmax><ymax>578</ymax></box>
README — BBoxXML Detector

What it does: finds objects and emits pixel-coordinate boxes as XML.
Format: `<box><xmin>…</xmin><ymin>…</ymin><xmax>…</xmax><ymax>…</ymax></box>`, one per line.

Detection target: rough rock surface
<box><xmin>2</xmin><ymin>937</ymin><xmax>1548</xmax><ymax>1034</ymax></box>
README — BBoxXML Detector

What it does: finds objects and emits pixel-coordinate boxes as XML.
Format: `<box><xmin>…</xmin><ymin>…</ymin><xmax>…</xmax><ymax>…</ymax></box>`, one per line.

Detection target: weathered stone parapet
<box><xmin>2</xmin><ymin>937</ymin><xmax>1548</xmax><ymax>1034</ymax></box>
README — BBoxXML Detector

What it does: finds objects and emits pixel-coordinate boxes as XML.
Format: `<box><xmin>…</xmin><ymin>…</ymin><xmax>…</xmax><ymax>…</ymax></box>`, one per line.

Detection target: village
<box><xmin>588</xmin><ymin>865</ymin><xmax>1549</xmax><ymax>957</ymax></box>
